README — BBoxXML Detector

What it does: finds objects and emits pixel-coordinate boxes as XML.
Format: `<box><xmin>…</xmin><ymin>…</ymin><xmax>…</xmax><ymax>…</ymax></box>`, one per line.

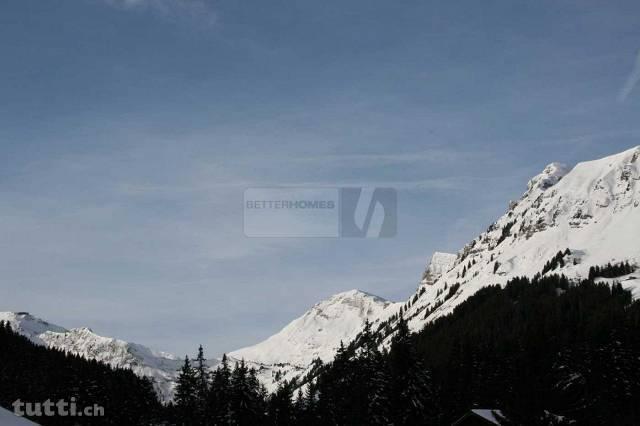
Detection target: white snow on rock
<box><xmin>595</xmin><ymin>273</ymin><xmax>640</xmax><ymax>298</ymax></box>
<box><xmin>526</xmin><ymin>162</ymin><xmax>571</xmax><ymax>193</ymax></box>
<box><xmin>421</xmin><ymin>252</ymin><xmax>457</xmax><ymax>286</ymax></box>
<box><xmin>397</xmin><ymin>145</ymin><xmax>640</xmax><ymax>333</ymax></box>
<box><xmin>0</xmin><ymin>312</ymin><xmax>181</xmax><ymax>403</ymax></box>
<box><xmin>228</xmin><ymin>289</ymin><xmax>401</xmax><ymax>391</ymax></box>
<box><xmin>231</xmin><ymin>289</ymin><xmax>398</xmax><ymax>367</ymax></box>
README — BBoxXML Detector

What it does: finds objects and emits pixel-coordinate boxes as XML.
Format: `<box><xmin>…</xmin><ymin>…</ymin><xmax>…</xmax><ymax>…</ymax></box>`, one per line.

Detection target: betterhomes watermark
<box><xmin>12</xmin><ymin>398</ymin><xmax>104</xmax><ymax>418</ymax></box>
<box><xmin>244</xmin><ymin>187</ymin><xmax>396</xmax><ymax>238</ymax></box>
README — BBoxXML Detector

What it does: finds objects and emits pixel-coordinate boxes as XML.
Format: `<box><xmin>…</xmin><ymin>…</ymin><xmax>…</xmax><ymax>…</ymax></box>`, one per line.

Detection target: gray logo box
<box><xmin>339</xmin><ymin>187</ymin><xmax>397</xmax><ymax>238</ymax></box>
<box><xmin>244</xmin><ymin>187</ymin><xmax>396</xmax><ymax>238</ymax></box>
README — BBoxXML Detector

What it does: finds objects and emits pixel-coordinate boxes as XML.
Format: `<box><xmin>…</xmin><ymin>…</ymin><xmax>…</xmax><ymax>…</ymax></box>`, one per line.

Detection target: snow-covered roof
<box><xmin>452</xmin><ymin>408</ymin><xmax>504</xmax><ymax>425</ymax></box>
<box><xmin>0</xmin><ymin>407</ymin><xmax>40</xmax><ymax>425</ymax></box>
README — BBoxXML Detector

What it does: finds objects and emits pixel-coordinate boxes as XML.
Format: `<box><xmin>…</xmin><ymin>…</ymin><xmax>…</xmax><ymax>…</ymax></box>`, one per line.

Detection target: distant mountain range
<box><xmin>3</xmin><ymin>146</ymin><xmax>639</xmax><ymax>401</ymax></box>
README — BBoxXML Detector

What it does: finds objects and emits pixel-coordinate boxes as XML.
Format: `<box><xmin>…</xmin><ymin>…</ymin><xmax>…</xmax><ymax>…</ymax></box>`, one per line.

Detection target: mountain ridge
<box><xmin>398</xmin><ymin>145</ymin><xmax>640</xmax><ymax>333</ymax></box>
<box><xmin>3</xmin><ymin>146</ymin><xmax>640</xmax><ymax>401</ymax></box>
<box><xmin>0</xmin><ymin>312</ymin><xmax>181</xmax><ymax>403</ymax></box>
<box><xmin>228</xmin><ymin>288</ymin><xmax>401</xmax><ymax>391</ymax></box>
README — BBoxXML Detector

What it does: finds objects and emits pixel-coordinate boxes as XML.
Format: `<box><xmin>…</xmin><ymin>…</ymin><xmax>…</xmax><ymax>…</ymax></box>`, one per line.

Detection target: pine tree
<box><xmin>389</xmin><ymin>315</ymin><xmax>438</xmax><ymax>424</ymax></box>
<box><xmin>268</xmin><ymin>381</ymin><xmax>295</xmax><ymax>426</ymax></box>
<box><xmin>194</xmin><ymin>345</ymin><xmax>209</xmax><ymax>403</ymax></box>
<box><xmin>294</xmin><ymin>388</ymin><xmax>305</xmax><ymax>420</ymax></box>
<box><xmin>175</xmin><ymin>355</ymin><xmax>198</xmax><ymax>424</ymax></box>
<box><xmin>207</xmin><ymin>354</ymin><xmax>231</xmax><ymax>423</ymax></box>
<box><xmin>192</xmin><ymin>345</ymin><xmax>209</xmax><ymax>424</ymax></box>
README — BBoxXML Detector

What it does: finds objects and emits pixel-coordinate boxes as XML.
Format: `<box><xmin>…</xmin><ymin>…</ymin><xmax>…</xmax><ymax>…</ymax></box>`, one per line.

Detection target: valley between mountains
<box><xmin>3</xmin><ymin>146</ymin><xmax>640</xmax><ymax>403</ymax></box>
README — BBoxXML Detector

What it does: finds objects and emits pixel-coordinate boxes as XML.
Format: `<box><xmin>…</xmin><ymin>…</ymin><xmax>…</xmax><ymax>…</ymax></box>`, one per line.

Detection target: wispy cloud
<box><xmin>618</xmin><ymin>49</ymin><xmax>640</xmax><ymax>103</ymax></box>
<box><xmin>284</xmin><ymin>149</ymin><xmax>491</xmax><ymax>167</ymax></box>
<box><xmin>101</xmin><ymin>0</ymin><xmax>216</xmax><ymax>27</ymax></box>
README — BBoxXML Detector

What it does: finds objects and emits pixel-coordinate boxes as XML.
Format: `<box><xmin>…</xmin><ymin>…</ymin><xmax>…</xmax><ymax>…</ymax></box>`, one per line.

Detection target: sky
<box><xmin>1</xmin><ymin>0</ymin><xmax>640</xmax><ymax>357</ymax></box>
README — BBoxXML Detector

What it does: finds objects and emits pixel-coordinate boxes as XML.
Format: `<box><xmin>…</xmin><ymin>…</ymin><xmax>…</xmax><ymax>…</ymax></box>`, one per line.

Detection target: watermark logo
<box><xmin>12</xmin><ymin>398</ymin><xmax>104</xmax><ymax>418</ymax></box>
<box><xmin>339</xmin><ymin>187</ymin><xmax>396</xmax><ymax>238</ymax></box>
<box><xmin>243</xmin><ymin>187</ymin><xmax>396</xmax><ymax>238</ymax></box>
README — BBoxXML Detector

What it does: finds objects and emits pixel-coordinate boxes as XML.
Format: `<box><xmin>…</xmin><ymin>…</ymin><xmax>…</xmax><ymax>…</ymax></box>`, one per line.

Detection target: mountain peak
<box><xmin>327</xmin><ymin>289</ymin><xmax>389</xmax><ymax>304</ymax></box>
<box><xmin>526</xmin><ymin>162</ymin><xmax>571</xmax><ymax>194</ymax></box>
<box><xmin>0</xmin><ymin>311</ymin><xmax>67</xmax><ymax>343</ymax></box>
<box><xmin>228</xmin><ymin>289</ymin><xmax>399</xmax><ymax>379</ymax></box>
<box><xmin>402</xmin><ymin>145</ymin><xmax>640</xmax><ymax>335</ymax></box>
<box><xmin>421</xmin><ymin>252</ymin><xmax>457</xmax><ymax>286</ymax></box>
<box><xmin>572</xmin><ymin>145</ymin><xmax>640</xmax><ymax>172</ymax></box>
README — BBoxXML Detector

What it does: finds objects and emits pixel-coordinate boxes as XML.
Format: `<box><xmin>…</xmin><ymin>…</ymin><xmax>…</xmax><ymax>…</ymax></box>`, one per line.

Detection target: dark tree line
<box><xmin>254</xmin><ymin>272</ymin><xmax>640</xmax><ymax>425</ymax></box>
<box><xmin>411</xmin><ymin>274</ymin><xmax>640</xmax><ymax>425</ymax></box>
<box><xmin>540</xmin><ymin>249</ymin><xmax>571</xmax><ymax>275</ymax></box>
<box><xmin>0</xmin><ymin>321</ymin><xmax>162</xmax><ymax>425</ymax></box>
<box><xmin>166</xmin><ymin>350</ymin><xmax>268</xmax><ymax>425</ymax></box>
<box><xmin>588</xmin><ymin>261</ymin><xmax>635</xmax><ymax>280</ymax></box>
<box><xmin>167</xmin><ymin>319</ymin><xmax>438</xmax><ymax>426</ymax></box>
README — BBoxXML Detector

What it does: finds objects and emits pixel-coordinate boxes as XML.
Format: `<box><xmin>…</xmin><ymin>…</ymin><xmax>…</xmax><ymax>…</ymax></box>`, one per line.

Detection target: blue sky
<box><xmin>1</xmin><ymin>0</ymin><xmax>640</xmax><ymax>357</ymax></box>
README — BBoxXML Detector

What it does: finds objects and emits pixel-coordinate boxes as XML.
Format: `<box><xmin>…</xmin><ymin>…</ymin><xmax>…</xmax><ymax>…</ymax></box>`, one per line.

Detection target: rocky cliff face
<box><xmin>421</xmin><ymin>252</ymin><xmax>457</xmax><ymax>286</ymax></box>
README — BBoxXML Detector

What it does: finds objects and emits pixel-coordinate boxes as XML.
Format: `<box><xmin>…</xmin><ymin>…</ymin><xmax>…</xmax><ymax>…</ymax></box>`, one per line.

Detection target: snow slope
<box><xmin>230</xmin><ymin>290</ymin><xmax>398</xmax><ymax>366</ymax></box>
<box><xmin>0</xmin><ymin>312</ymin><xmax>181</xmax><ymax>402</ymax></box>
<box><xmin>595</xmin><ymin>273</ymin><xmax>640</xmax><ymax>298</ymax></box>
<box><xmin>398</xmin><ymin>146</ymin><xmax>640</xmax><ymax>332</ymax></box>
<box><xmin>228</xmin><ymin>289</ymin><xmax>401</xmax><ymax>391</ymax></box>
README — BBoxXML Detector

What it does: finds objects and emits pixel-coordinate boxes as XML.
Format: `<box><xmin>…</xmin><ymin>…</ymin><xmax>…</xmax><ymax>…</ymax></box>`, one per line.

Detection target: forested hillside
<box><xmin>281</xmin><ymin>271</ymin><xmax>640</xmax><ymax>425</ymax></box>
<box><xmin>0</xmin><ymin>322</ymin><xmax>162</xmax><ymax>425</ymax></box>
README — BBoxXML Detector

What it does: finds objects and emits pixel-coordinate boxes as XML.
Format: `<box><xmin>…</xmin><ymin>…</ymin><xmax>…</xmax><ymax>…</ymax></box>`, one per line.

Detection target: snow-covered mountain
<box><xmin>398</xmin><ymin>146</ymin><xmax>640</xmax><ymax>333</ymax></box>
<box><xmin>3</xmin><ymin>146</ymin><xmax>639</xmax><ymax>401</ymax></box>
<box><xmin>228</xmin><ymin>289</ymin><xmax>401</xmax><ymax>391</ymax></box>
<box><xmin>236</xmin><ymin>146</ymin><xmax>640</xmax><ymax>386</ymax></box>
<box><xmin>0</xmin><ymin>312</ymin><xmax>181</xmax><ymax>403</ymax></box>
<box><xmin>0</xmin><ymin>290</ymin><xmax>400</xmax><ymax>399</ymax></box>
<box><xmin>0</xmin><ymin>290</ymin><xmax>401</xmax><ymax>398</ymax></box>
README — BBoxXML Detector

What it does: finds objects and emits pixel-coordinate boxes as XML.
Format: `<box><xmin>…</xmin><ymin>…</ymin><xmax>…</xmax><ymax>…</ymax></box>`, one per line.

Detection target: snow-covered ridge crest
<box><xmin>526</xmin><ymin>162</ymin><xmax>571</xmax><ymax>193</ymax></box>
<box><xmin>0</xmin><ymin>312</ymin><xmax>181</xmax><ymax>402</ymax></box>
<box><xmin>0</xmin><ymin>288</ymin><xmax>401</xmax><ymax>399</ymax></box>
<box><xmin>421</xmin><ymin>252</ymin><xmax>457</xmax><ymax>286</ymax></box>
<box><xmin>230</xmin><ymin>289</ymin><xmax>399</xmax><ymax>367</ymax></box>
<box><xmin>400</xmin><ymin>145</ymin><xmax>640</xmax><ymax>333</ymax></box>
<box><xmin>228</xmin><ymin>289</ymin><xmax>401</xmax><ymax>391</ymax></box>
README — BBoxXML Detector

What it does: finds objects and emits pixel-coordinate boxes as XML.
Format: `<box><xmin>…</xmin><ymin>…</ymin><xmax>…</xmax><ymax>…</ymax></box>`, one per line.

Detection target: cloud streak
<box><xmin>618</xmin><ymin>49</ymin><xmax>640</xmax><ymax>103</ymax></box>
<box><xmin>101</xmin><ymin>0</ymin><xmax>216</xmax><ymax>27</ymax></box>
